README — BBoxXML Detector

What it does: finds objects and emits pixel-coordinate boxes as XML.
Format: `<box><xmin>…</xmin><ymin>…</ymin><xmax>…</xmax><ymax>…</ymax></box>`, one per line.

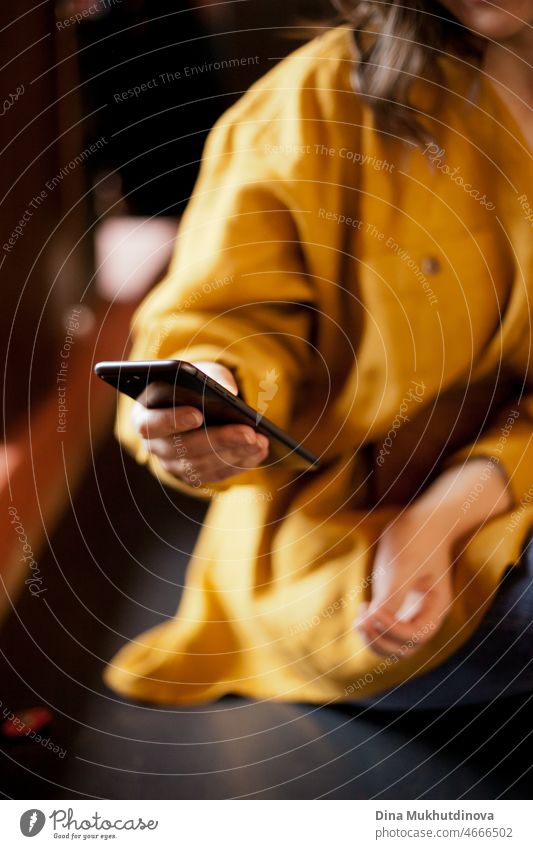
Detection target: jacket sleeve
<box><xmin>115</xmin><ymin>91</ymin><xmax>318</xmax><ymax>498</ymax></box>
<box><xmin>442</xmin><ymin>390</ymin><xmax>533</xmax><ymax>512</ymax></box>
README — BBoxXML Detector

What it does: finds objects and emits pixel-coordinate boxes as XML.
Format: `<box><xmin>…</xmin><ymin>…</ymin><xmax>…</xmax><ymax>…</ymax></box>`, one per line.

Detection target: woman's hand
<box><xmin>355</xmin><ymin>511</ymin><xmax>452</xmax><ymax>657</ymax></box>
<box><xmin>356</xmin><ymin>458</ymin><xmax>513</xmax><ymax>657</ymax></box>
<box><xmin>131</xmin><ymin>361</ymin><xmax>269</xmax><ymax>486</ymax></box>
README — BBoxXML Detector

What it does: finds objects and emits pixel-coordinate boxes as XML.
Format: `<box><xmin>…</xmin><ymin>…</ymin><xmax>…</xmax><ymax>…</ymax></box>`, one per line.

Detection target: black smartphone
<box><xmin>94</xmin><ymin>359</ymin><xmax>320</xmax><ymax>471</ymax></box>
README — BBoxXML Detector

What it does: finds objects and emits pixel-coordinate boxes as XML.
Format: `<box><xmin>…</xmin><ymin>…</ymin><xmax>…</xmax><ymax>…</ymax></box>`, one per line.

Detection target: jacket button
<box><xmin>421</xmin><ymin>256</ymin><xmax>440</xmax><ymax>275</ymax></box>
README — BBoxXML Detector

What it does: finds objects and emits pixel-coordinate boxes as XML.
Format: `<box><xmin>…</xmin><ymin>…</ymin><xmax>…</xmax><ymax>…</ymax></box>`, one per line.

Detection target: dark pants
<box><xmin>355</xmin><ymin>534</ymin><xmax>533</xmax><ymax>710</ymax></box>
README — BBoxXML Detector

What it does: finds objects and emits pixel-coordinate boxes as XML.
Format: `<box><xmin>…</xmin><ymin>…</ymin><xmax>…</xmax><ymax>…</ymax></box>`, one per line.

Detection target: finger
<box><xmin>357</xmin><ymin>615</ymin><xmax>412</xmax><ymax>649</ymax></box>
<box><xmin>175</xmin><ymin>424</ymin><xmax>269</xmax><ymax>458</ymax></box>
<box><xmin>135</xmin><ymin>381</ymin><xmax>180</xmax><ymax>409</ymax></box>
<box><xmin>193</xmin><ymin>444</ymin><xmax>269</xmax><ymax>474</ymax></box>
<box><xmin>367</xmin><ymin>620</ymin><xmax>428</xmax><ymax>657</ymax></box>
<box><xmin>356</xmin><ymin>601</ymin><xmax>394</xmax><ymax>633</ymax></box>
<box><xmin>374</xmin><ymin>584</ymin><xmax>449</xmax><ymax>640</ymax></box>
<box><xmin>359</xmin><ymin>622</ymin><xmax>412</xmax><ymax>657</ymax></box>
<box><xmin>355</xmin><ymin>614</ymin><xmax>404</xmax><ymax>651</ymax></box>
<box><xmin>159</xmin><ymin>444</ymin><xmax>269</xmax><ymax>483</ymax></box>
<box><xmin>371</xmin><ymin>622</ymin><xmax>433</xmax><ymax>655</ymax></box>
<box><xmin>364</xmin><ymin>584</ymin><xmax>430</xmax><ymax>631</ymax></box>
<box><xmin>132</xmin><ymin>403</ymin><xmax>203</xmax><ymax>439</ymax></box>
<box><xmin>167</xmin><ymin>451</ymin><xmax>266</xmax><ymax>485</ymax></box>
<box><xmin>362</xmin><ymin>600</ymin><xmax>442</xmax><ymax>648</ymax></box>
<box><xmin>356</xmin><ymin>607</ymin><xmax>431</xmax><ymax>654</ymax></box>
<box><xmin>144</xmin><ymin>435</ymin><xmax>268</xmax><ymax>464</ymax></box>
<box><xmin>355</xmin><ymin>601</ymin><xmax>389</xmax><ymax>634</ymax></box>
<box><xmin>193</xmin><ymin>361</ymin><xmax>239</xmax><ymax>395</ymax></box>
<box><xmin>360</xmin><ymin>605</ymin><xmax>427</xmax><ymax>643</ymax></box>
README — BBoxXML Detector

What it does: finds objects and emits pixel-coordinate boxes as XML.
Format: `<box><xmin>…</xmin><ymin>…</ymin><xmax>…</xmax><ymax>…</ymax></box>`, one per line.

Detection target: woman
<box><xmin>104</xmin><ymin>0</ymin><xmax>533</xmax><ymax>708</ymax></box>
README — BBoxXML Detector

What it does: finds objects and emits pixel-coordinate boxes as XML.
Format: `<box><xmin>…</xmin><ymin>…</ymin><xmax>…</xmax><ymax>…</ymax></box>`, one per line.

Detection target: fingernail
<box><xmin>245</xmin><ymin>444</ymin><xmax>262</xmax><ymax>453</ymax></box>
<box><xmin>184</xmin><ymin>413</ymin><xmax>202</xmax><ymax>428</ymax></box>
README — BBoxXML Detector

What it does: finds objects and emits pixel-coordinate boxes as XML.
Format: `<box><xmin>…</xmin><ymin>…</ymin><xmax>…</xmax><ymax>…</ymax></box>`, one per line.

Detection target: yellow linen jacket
<box><xmin>104</xmin><ymin>27</ymin><xmax>533</xmax><ymax>705</ymax></box>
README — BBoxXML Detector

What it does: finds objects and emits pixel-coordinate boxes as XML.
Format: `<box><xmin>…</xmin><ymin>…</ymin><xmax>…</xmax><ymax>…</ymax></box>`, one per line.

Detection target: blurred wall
<box><xmin>1</xmin><ymin>2</ymin><xmax>93</xmax><ymax>430</ymax></box>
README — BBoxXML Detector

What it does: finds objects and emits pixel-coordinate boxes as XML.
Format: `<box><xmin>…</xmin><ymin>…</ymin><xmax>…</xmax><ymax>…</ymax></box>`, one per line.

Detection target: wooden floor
<box><xmin>1</xmin><ymin>437</ymin><xmax>533</xmax><ymax>800</ymax></box>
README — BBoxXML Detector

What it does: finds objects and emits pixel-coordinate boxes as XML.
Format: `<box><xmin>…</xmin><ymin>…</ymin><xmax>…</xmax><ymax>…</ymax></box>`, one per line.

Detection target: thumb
<box><xmin>193</xmin><ymin>361</ymin><xmax>239</xmax><ymax>395</ymax></box>
<box><xmin>368</xmin><ymin>564</ymin><xmax>425</xmax><ymax>623</ymax></box>
<box><xmin>387</xmin><ymin>589</ymin><xmax>425</xmax><ymax>623</ymax></box>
